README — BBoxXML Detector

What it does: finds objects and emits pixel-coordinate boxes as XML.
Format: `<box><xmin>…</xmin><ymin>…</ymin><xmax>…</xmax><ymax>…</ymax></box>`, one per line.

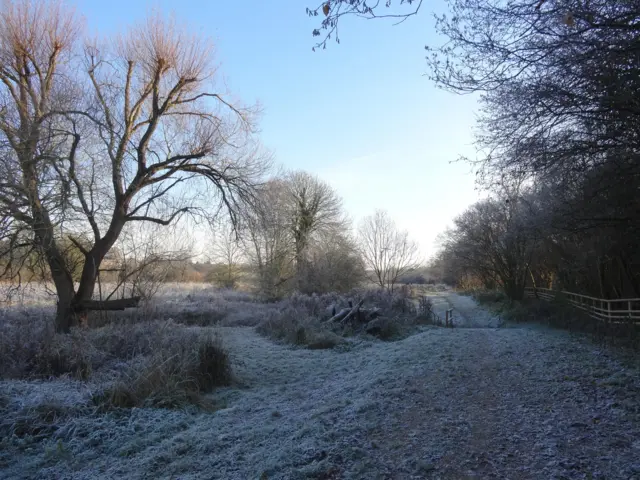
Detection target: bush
<box><xmin>473</xmin><ymin>290</ymin><xmax>507</xmax><ymax>305</ymax></box>
<box><xmin>357</xmin><ymin>288</ymin><xmax>415</xmax><ymax>316</ymax></box>
<box><xmin>364</xmin><ymin>317</ymin><xmax>404</xmax><ymax>341</ymax></box>
<box><xmin>285</xmin><ymin>291</ymin><xmax>344</xmax><ymax>318</ymax></box>
<box><xmin>93</xmin><ymin>333</ymin><xmax>231</xmax><ymax>409</ymax></box>
<box><xmin>418</xmin><ymin>296</ymin><xmax>435</xmax><ymax>318</ymax></box>
<box><xmin>256</xmin><ymin>305</ymin><xmax>343</xmax><ymax>349</ymax></box>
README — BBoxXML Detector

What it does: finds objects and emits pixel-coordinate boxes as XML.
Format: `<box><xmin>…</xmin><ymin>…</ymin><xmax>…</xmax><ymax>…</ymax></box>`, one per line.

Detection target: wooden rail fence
<box><xmin>524</xmin><ymin>287</ymin><xmax>640</xmax><ymax>324</ymax></box>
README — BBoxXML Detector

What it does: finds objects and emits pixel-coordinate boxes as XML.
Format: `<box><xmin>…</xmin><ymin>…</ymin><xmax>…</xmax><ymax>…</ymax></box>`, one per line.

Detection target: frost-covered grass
<box><xmin>0</xmin><ymin>310</ymin><xmax>232</xmax><ymax>411</ymax></box>
<box><xmin>2</xmin><ymin>288</ymin><xmax>640</xmax><ymax>479</ymax></box>
<box><xmin>0</xmin><ymin>281</ymin><xmax>221</xmax><ymax>307</ymax></box>
<box><xmin>465</xmin><ymin>289</ymin><xmax>640</xmax><ymax>349</ymax></box>
<box><xmin>2</xmin><ymin>313</ymin><xmax>640</xmax><ymax>479</ymax></box>
<box><xmin>0</xmin><ymin>282</ymin><xmax>273</xmax><ymax>329</ymax></box>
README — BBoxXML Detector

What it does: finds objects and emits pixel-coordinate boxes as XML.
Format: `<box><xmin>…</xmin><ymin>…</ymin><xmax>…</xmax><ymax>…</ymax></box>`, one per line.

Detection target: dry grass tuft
<box><xmin>0</xmin><ymin>314</ymin><xmax>97</xmax><ymax>380</ymax></box>
<box><xmin>93</xmin><ymin>333</ymin><xmax>231</xmax><ymax>409</ymax></box>
<box><xmin>25</xmin><ymin>335</ymin><xmax>94</xmax><ymax>380</ymax></box>
<box><xmin>1</xmin><ymin>403</ymin><xmax>75</xmax><ymax>440</ymax></box>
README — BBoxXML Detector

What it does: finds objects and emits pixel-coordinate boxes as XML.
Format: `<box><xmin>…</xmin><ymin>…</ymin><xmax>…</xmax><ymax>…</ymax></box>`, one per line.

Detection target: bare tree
<box><xmin>209</xmin><ymin>219</ymin><xmax>244</xmax><ymax>289</ymax></box>
<box><xmin>240</xmin><ymin>172</ymin><xmax>350</xmax><ymax>296</ymax></box>
<box><xmin>358</xmin><ymin>210</ymin><xmax>420</xmax><ymax>292</ymax></box>
<box><xmin>0</xmin><ymin>2</ymin><xmax>268</xmax><ymax>331</ymax></box>
<box><xmin>285</xmin><ymin>171</ymin><xmax>346</xmax><ymax>282</ymax></box>
<box><xmin>441</xmin><ymin>195</ymin><xmax>539</xmax><ymax>300</ymax></box>
<box><xmin>296</xmin><ymin>229</ymin><xmax>365</xmax><ymax>294</ymax></box>
<box><xmin>241</xmin><ymin>179</ymin><xmax>294</xmax><ymax>298</ymax></box>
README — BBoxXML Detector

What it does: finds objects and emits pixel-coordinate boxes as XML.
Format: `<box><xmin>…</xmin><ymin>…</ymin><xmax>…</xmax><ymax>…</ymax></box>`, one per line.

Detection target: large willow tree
<box><xmin>0</xmin><ymin>1</ymin><xmax>268</xmax><ymax>331</ymax></box>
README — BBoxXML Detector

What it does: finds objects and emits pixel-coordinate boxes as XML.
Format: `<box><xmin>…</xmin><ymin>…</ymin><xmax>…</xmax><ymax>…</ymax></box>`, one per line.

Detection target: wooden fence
<box><xmin>524</xmin><ymin>287</ymin><xmax>640</xmax><ymax>324</ymax></box>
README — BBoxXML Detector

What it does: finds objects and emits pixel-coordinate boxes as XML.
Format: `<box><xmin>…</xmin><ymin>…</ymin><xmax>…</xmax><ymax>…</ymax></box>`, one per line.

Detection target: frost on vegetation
<box><xmin>92</xmin><ymin>332</ymin><xmax>231</xmax><ymax>410</ymax></box>
<box><xmin>254</xmin><ymin>289</ymin><xmax>423</xmax><ymax>348</ymax></box>
<box><xmin>1</xmin><ymin>310</ymin><xmax>232</xmax><ymax>413</ymax></box>
<box><xmin>2</xmin><ymin>314</ymin><xmax>640</xmax><ymax>479</ymax></box>
<box><xmin>2</xmin><ymin>287</ymin><xmax>640</xmax><ymax>479</ymax></box>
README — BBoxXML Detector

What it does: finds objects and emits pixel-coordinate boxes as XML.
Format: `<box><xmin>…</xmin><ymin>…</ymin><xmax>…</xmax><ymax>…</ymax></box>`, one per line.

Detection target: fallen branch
<box><xmin>339</xmin><ymin>299</ymin><xmax>365</xmax><ymax>324</ymax></box>
<box><xmin>76</xmin><ymin>296</ymin><xmax>141</xmax><ymax>311</ymax></box>
<box><xmin>325</xmin><ymin>307</ymin><xmax>351</xmax><ymax>324</ymax></box>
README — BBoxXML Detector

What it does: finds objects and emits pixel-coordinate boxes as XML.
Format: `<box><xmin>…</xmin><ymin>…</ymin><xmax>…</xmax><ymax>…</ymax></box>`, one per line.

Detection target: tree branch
<box><xmin>76</xmin><ymin>296</ymin><xmax>141</xmax><ymax>311</ymax></box>
<box><xmin>125</xmin><ymin>207</ymin><xmax>190</xmax><ymax>226</ymax></box>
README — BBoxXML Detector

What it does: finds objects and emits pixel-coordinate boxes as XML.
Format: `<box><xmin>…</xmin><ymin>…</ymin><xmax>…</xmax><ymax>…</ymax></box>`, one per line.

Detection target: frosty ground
<box><xmin>2</xmin><ymin>291</ymin><xmax>640</xmax><ymax>479</ymax></box>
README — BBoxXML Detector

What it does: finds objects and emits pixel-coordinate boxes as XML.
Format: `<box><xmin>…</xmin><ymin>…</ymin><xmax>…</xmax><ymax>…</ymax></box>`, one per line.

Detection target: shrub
<box><xmin>285</xmin><ymin>291</ymin><xmax>344</xmax><ymax>319</ymax></box>
<box><xmin>474</xmin><ymin>290</ymin><xmax>507</xmax><ymax>305</ymax></box>
<box><xmin>256</xmin><ymin>305</ymin><xmax>342</xmax><ymax>349</ymax></box>
<box><xmin>499</xmin><ymin>301</ymin><xmax>533</xmax><ymax>323</ymax></box>
<box><xmin>418</xmin><ymin>296</ymin><xmax>435</xmax><ymax>318</ymax></box>
<box><xmin>365</xmin><ymin>317</ymin><xmax>404</xmax><ymax>341</ymax></box>
<box><xmin>93</xmin><ymin>333</ymin><xmax>231</xmax><ymax>409</ymax></box>
<box><xmin>357</xmin><ymin>288</ymin><xmax>415</xmax><ymax>316</ymax></box>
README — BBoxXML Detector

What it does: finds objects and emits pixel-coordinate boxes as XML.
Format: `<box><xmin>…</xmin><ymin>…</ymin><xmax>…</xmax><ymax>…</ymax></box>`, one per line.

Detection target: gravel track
<box><xmin>2</xmin><ymin>293</ymin><xmax>640</xmax><ymax>479</ymax></box>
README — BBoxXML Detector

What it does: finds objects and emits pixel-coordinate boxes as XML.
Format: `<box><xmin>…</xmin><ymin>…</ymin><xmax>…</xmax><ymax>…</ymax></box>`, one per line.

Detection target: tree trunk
<box><xmin>55</xmin><ymin>285</ymin><xmax>76</xmax><ymax>334</ymax></box>
<box><xmin>52</xmin><ymin>252</ymin><xmax>100</xmax><ymax>332</ymax></box>
<box><xmin>55</xmin><ymin>271</ymin><xmax>141</xmax><ymax>333</ymax></box>
<box><xmin>55</xmin><ymin>262</ymin><xmax>95</xmax><ymax>333</ymax></box>
<box><xmin>53</xmin><ymin>215</ymin><xmax>133</xmax><ymax>332</ymax></box>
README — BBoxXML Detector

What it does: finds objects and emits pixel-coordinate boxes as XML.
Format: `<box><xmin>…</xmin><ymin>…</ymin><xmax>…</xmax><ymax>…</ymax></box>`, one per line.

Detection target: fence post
<box><xmin>629</xmin><ymin>301</ymin><xmax>633</xmax><ymax>325</ymax></box>
<box><xmin>607</xmin><ymin>300</ymin><xmax>611</xmax><ymax>323</ymax></box>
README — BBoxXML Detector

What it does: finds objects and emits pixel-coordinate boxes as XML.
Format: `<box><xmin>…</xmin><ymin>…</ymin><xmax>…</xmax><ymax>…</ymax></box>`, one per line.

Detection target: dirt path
<box><xmin>3</xmin><ymin>297</ymin><xmax>640</xmax><ymax>479</ymax></box>
<box><xmin>426</xmin><ymin>291</ymin><xmax>501</xmax><ymax>328</ymax></box>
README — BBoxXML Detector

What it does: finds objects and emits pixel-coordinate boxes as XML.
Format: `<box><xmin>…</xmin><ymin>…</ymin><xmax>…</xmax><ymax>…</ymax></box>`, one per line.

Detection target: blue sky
<box><xmin>78</xmin><ymin>0</ymin><xmax>482</xmax><ymax>258</ymax></box>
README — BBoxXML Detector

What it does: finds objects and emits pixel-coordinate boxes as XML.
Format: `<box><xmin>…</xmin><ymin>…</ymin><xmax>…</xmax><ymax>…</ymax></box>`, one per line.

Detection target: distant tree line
<box><xmin>212</xmin><ymin>171</ymin><xmax>420</xmax><ymax>299</ymax></box>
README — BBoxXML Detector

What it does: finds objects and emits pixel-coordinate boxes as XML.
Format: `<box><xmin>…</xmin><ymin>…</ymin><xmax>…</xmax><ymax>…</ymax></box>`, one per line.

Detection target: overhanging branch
<box><xmin>125</xmin><ymin>207</ymin><xmax>190</xmax><ymax>225</ymax></box>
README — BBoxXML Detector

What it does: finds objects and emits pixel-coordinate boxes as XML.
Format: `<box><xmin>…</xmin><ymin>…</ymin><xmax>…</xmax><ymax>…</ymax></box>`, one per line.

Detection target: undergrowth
<box><xmin>93</xmin><ymin>333</ymin><xmax>231</xmax><ymax>410</ymax></box>
<box><xmin>473</xmin><ymin>289</ymin><xmax>640</xmax><ymax>350</ymax></box>
<box><xmin>0</xmin><ymin>312</ymin><xmax>233</xmax><ymax>409</ymax></box>
<box><xmin>255</xmin><ymin>288</ymin><xmax>424</xmax><ymax>347</ymax></box>
<box><xmin>255</xmin><ymin>305</ymin><xmax>345</xmax><ymax>349</ymax></box>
